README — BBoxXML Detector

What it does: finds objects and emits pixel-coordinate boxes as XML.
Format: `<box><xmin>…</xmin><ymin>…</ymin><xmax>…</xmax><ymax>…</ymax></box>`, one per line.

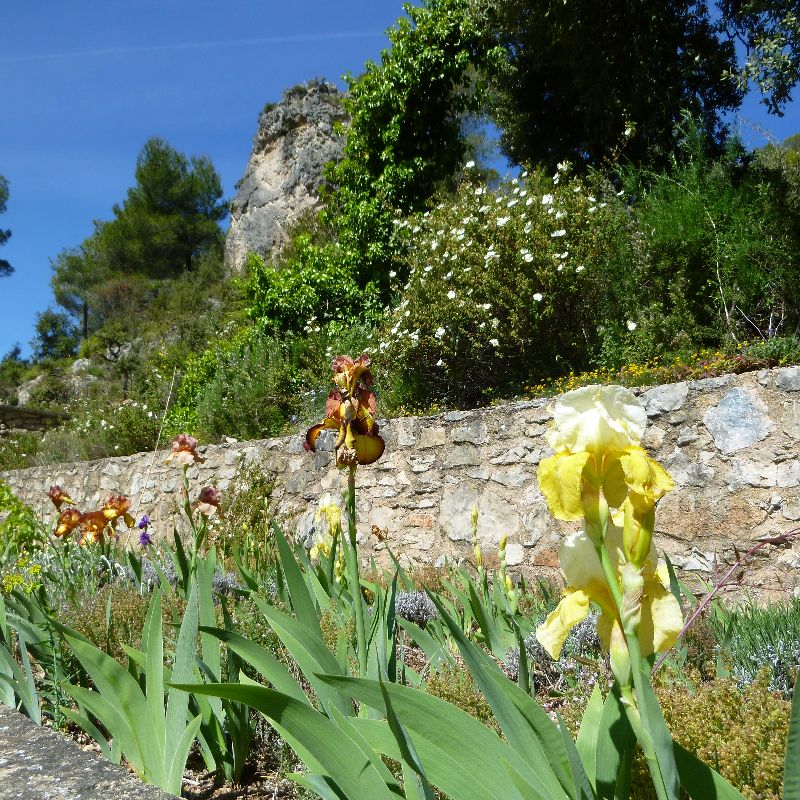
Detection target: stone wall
<box><xmin>5</xmin><ymin>368</ymin><xmax>800</xmax><ymax>598</ymax></box>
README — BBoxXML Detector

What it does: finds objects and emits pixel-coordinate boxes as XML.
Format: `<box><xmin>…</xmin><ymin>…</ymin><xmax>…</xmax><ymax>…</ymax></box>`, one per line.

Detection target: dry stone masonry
<box><xmin>5</xmin><ymin>368</ymin><xmax>800</xmax><ymax>598</ymax></box>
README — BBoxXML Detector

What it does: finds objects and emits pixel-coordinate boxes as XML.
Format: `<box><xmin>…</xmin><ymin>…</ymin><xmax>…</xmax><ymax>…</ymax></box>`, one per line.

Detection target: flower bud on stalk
<box><xmin>471</xmin><ymin>503</ymin><xmax>482</xmax><ymax>569</ymax></box>
<box><xmin>581</xmin><ymin>481</ymin><xmax>608</xmax><ymax>545</ymax></box>
<box><xmin>622</xmin><ymin>494</ymin><xmax>656</xmax><ymax>568</ymax></box>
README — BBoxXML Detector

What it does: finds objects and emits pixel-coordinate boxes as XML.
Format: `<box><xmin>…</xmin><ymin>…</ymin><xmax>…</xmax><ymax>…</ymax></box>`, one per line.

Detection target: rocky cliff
<box><xmin>224</xmin><ymin>80</ymin><xmax>349</xmax><ymax>271</ymax></box>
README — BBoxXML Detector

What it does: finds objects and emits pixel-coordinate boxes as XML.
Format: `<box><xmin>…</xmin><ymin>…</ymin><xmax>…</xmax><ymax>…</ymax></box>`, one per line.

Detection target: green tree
<box><xmin>97</xmin><ymin>137</ymin><xmax>226</xmax><ymax>278</ymax></box>
<box><xmin>721</xmin><ymin>0</ymin><xmax>800</xmax><ymax>114</ymax></box>
<box><xmin>0</xmin><ymin>175</ymin><xmax>11</xmax><ymax>277</ymax></box>
<box><xmin>51</xmin><ymin>139</ymin><xmax>226</xmax><ymax>335</ymax></box>
<box><xmin>30</xmin><ymin>309</ymin><xmax>80</xmax><ymax>363</ymax></box>
<box><xmin>50</xmin><ymin>238</ymin><xmax>111</xmax><ymax>340</ymax></box>
<box><xmin>481</xmin><ymin>0</ymin><xmax>743</xmax><ymax>170</ymax></box>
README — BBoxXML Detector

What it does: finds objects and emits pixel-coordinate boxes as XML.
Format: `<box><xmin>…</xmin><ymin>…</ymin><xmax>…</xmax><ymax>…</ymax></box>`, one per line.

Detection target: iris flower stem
<box><xmin>595</xmin><ymin>515</ymin><xmax>672</xmax><ymax>800</ymax></box>
<box><xmin>345</xmin><ymin>465</ymin><xmax>368</xmax><ymax>677</ymax></box>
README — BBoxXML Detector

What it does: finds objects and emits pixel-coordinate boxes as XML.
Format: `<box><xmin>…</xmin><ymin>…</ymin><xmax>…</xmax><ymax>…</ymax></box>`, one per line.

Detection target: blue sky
<box><xmin>1</xmin><ymin>1</ymin><xmax>798</xmax><ymax>359</ymax></box>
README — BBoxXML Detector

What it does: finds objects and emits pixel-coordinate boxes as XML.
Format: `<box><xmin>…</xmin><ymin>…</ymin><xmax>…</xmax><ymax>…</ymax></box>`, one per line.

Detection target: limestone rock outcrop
<box><xmin>224</xmin><ymin>80</ymin><xmax>349</xmax><ymax>272</ymax></box>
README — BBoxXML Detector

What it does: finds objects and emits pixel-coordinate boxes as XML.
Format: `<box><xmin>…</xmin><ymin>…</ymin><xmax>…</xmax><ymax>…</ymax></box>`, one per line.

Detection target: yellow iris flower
<box><xmin>535</xmin><ymin>526</ymin><xmax>683</xmax><ymax>662</ymax></box>
<box><xmin>537</xmin><ymin>385</ymin><xmax>673</xmax><ymax>562</ymax></box>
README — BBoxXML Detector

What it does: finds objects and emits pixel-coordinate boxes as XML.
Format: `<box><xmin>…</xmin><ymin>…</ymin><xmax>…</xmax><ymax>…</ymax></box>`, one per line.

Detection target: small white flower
<box><xmin>496</xmin><ymin>216</ymin><xmax>510</xmax><ymax>226</ymax></box>
<box><xmin>465</xmin><ymin>160</ymin><xmax>475</xmax><ymax>168</ymax></box>
<box><xmin>389</xmin><ymin>270</ymin><xmax>397</xmax><ymax>277</ymax></box>
<box><xmin>489</xmin><ymin>338</ymin><xmax>500</xmax><ymax>347</ymax></box>
<box><xmin>551</xmin><ymin>229</ymin><xmax>567</xmax><ymax>238</ymax></box>
<box><xmin>627</xmin><ymin>320</ymin><xmax>638</xmax><ymax>331</ymax></box>
<box><xmin>474</xmin><ymin>187</ymin><xmax>484</xmax><ymax>196</ymax></box>
<box><xmin>576</xmin><ymin>265</ymin><xmax>585</xmax><ymax>272</ymax></box>
<box><xmin>507</xmin><ymin>199</ymin><xmax>518</xmax><ymax>208</ymax></box>
<box><xmin>436</xmin><ymin>358</ymin><xmax>444</xmax><ymax>366</ymax></box>
<box><xmin>524</xmin><ymin>253</ymin><xmax>534</xmax><ymax>262</ymax></box>
<box><xmin>541</xmin><ymin>194</ymin><xmax>554</xmax><ymax>206</ymax></box>
<box><xmin>431</xmin><ymin>240</ymin><xmax>439</xmax><ymax>250</ymax></box>
<box><xmin>525</xmin><ymin>196</ymin><xmax>534</xmax><ymax>206</ymax></box>
<box><xmin>555</xmin><ymin>210</ymin><xmax>565</xmax><ymax>219</ymax></box>
<box><xmin>435</xmin><ymin>327</ymin><xmax>446</xmax><ymax>339</ymax></box>
<box><xmin>533</xmin><ymin>293</ymin><xmax>543</xmax><ymax>302</ymax></box>
<box><xmin>447</xmin><ymin>290</ymin><xmax>456</xmax><ymax>299</ymax></box>
<box><xmin>482</xmin><ymin>303</ymin><xmax>492</xmax><ymax>310</ymax></box>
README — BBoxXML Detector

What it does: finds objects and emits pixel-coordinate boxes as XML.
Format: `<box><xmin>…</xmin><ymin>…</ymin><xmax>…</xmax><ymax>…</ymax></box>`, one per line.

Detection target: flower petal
<box><xmin>638</xmin><ymin>571</ymin><xmax>684</xmax><ymax>656</ymax></box>
<box><xmin>305</xmin><ymin>418</ymin><xmax>341</xmax><ymax>452</ymax></box>
<box><xmin>619</xmin><ymin>447</ymin><xmax>674</xmax><ymax>500</ymax></box>
<box><xmin>537</xmin><ymin>451</ymin><xmax>591</xmax><ymax>520</ymax></box>
<box><xmin>536</xmin><ymin>589</ymin><xmax>592</xmax><ymax>659</ymax></box>
<box><xmin>354</xmin><ymin>433</ymin><xmax>385</xmax><ymax>465</ymax></box>
<box><xmin>558</xmin><ymin>529</ymin><xmax>609</xmax><ymax>594</ymax></box>
<box><xmin>324</xmin><ymin>390</ymin><xmax>342</xmax><ymax>419</ymax></box>
<box><xmin>546</xmin><ymin>384</ymin><xmax>646</xmax><ymax>454</ymax></box>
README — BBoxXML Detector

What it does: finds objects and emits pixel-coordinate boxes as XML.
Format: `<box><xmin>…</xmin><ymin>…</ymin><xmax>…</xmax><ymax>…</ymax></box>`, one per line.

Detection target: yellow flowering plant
<box><xmin>535</xmin><ymin>384</ymin><xmax>733</xmax><ymax>800</ymax></box>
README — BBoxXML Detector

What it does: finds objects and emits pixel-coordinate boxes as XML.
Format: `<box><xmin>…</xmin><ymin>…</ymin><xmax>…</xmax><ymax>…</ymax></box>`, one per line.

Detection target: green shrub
<box><xmin>377</xmin><ymin>165</ymin><xmax>635</xmax><ymax>408</ymax></box>
<box><xmin>426</xmin><ymin>662</ymin><xmax>499</xmax><ymax>733</ymax></box>
<box><xmin>243</xmin><ymin>249</ymin><xmax>381</xmax><ymax>332</ymax></box>
<box><xmin>0</xmin><ymin>480</ymin><xmax>40</xmax><ymax>559</ymax></box>
<box><xmin>207</xmin><ymin>458</ymin><xmax>276</xmax><ymax>567</ymax></box>
<box><xmin>637</xmin><ymin>672</ymin><xmax>791</xmax><ymax>800</ymax></box>
<box><xmin>617</xmin><ymin>125</ymin><xmax>800</xmax><ymax>360</ymax></box>
<box><xmin>710</xmin><ymin>597</ymin><xmax>800</xmax><ymax>696</ymax></box>
<box><xmin>166</xmin><ymin>319</ymin><xmax>375</xmax><ymax>442</ymax></box>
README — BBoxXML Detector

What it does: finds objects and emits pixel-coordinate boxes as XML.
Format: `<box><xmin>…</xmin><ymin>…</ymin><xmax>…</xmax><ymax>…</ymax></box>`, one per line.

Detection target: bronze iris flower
<box><xmin>305</xmin><ymin>354</ymin><xmax>385</xmax><ymax>468</ymax></box>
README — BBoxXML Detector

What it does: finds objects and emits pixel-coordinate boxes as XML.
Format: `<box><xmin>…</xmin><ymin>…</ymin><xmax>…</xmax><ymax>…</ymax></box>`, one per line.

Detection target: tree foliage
<box><xmin>30</xmin><ymin>309</ymin><xmax>80</xmax><ymax>363</ymax></box>
<box><xmin>0</xmin><ymin>175</ymin><xmax>11</xmax><ymax>278</ymax></box>
<box><xmin>481</xmin><ymin>0</ymin><xmax>743</xmax><ymax>170</ymax></box>
<box><xmin>98</xmin><ymin>137</ymin><xmax>226</xmax><ymax>278</ymax></box>
<box><xmin>288</xmin><ymin>0</ymin><xmax>496</xmax><ymax>303</ymax></box>
<box><xmin>721</xmin><ymin>0</ymin><xmax>800</xmax><ymax>114</ymax></box>
<box><xmin>50</xmin><ymin>138</ymin><xmax>226</xmax><ymax>338</ymax></box>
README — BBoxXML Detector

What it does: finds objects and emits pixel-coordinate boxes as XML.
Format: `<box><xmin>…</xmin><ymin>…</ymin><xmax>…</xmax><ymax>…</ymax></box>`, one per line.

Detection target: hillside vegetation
<box><xmin>2</xmin><ymin>0</ymin><xmax>800</xmax><ymax>469</ymax></box>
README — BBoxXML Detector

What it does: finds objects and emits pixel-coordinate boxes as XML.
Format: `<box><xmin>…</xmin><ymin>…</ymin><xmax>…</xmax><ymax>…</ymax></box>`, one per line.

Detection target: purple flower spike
<box><xmin>139</xmin><ymin>530</ymin><xmax>153</xmax><ymax>547</ymax></box>
<box><xmin>137</xmin><ymin>514</ymin><xmax>150</xmax><ymax>530</ymax></box>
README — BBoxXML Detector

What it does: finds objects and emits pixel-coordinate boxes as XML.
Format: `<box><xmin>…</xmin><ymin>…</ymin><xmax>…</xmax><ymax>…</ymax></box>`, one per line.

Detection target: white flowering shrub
<box><xmin>377</xmin><ymin>165</ymin><xmax>635</xmax><ymax>408</ymax></box>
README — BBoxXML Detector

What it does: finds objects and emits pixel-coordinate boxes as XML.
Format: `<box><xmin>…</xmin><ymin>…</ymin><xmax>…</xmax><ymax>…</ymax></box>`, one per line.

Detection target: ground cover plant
<box><xmin>0</xmin><ymin>358</ymin><xmax>799</xmax><ymax>799</ymax></box>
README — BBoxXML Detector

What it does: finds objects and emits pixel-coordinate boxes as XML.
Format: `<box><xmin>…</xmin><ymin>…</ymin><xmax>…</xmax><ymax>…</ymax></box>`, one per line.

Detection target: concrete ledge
<box><xmin>0</xmin><ymin>704</ymin><xmax>174</xmax><ymax>799</ymax></box>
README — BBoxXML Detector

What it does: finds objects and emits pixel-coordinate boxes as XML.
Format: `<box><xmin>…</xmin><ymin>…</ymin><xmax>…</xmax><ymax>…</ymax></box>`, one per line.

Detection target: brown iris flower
<box><xmin>53</xmin><ymin>494</ymin><xmax>135</xmax><ymax>545</ymax></box>
<box><xmin>165</xmin><ymin>433</ymin><xmax>205</xmax><ymax>466</ymax></box>
<box><xmin>193</xmin><ymin>485</ymin><xmax>222</xmax><ymax>517</ymax></box>
<box><xmin>48</xmin><ymin>485</ymin><xmax>76</xmax><ymax>510</ymax></box>
<box><xmin>54</xmin><ymin>508</ymin><xmax>82</xmax><ymax>538</ymax></box>
<box><xmin>101</xmin><ymin>493</ymin><xmax>136</xmax><ymax>528</ymax></box>
<box><xmin>305</xmin><ymin>354</ymin><xmax>385</xmax><ymax>468</ymax></box>
<box><xmin>77</xmin><ymin>510</ymin><xmax>111</xmax><ymax>545</ymax></box>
